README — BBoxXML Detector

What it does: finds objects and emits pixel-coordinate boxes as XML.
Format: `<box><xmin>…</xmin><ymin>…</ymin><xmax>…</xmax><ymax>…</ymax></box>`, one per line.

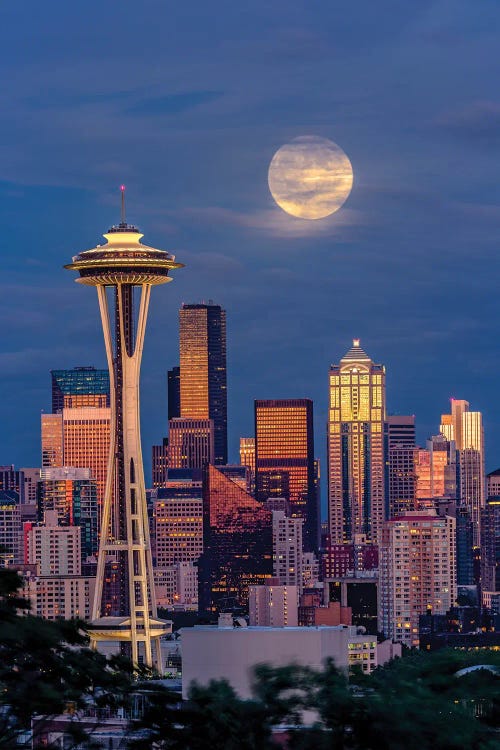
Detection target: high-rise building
<box><xmin>27</xmin><ymin>511</ymin><xmax>81</xmax><ymax>576</ymax></box>
<box><xmin>272</xmin><ymin>510</ymin><xmax>303</xmax><ymax>592</ymax></box>
<box><xmin>167</xmin><ymin>366</ymin><xmax>181</xmax><ymax>420</ymax></box>
<box><xmin>179</xmin><ymin>303</ymin><xmax>227</xmax><ymax>465</ymax></box>
<box><xmin>20</xmin><ymin>468</ymin><xmax>40</xmax><ymax>504</ymax></box>
<box><xmin>41</xmin><ymin>414</ymin><xmax>64</xmax><ymax>468</ymax></box>
<box><xmin>0</xmin><ymin>466</ymin><xmax>26</xmax><ymax>502</ymax></box>
<box><xmin>378</xmin><ymin>510</ymin><xmax>456</xmax><ymax>647</ymax></box>
<box><xmin>51</xmin><ymin>367</ymin><xmax>110</xmax><ymax>412</ymax></box>
<box><xmin>37</xmin><ymin>467</ymin><xmax>98</xmax><ymax>561</ymax></box>
<box><xmin>327</xmin><ymin>340</ymin><xmax>386</xmax><ymax>543</ymax></box>
<box><xmin>0</xmin><ymin>491</ymin><xmax>22</xmax><ymax>567</ymax></box>
<box><xmin>385</xmin><ymin>416</ymin><xmax>416</xmax><ymax>517</ymax></box>
<box><xmin>481</xmin><ymin>472</ymin><xmax>500</xmax><ymax>596</ymax></box>
<box><xmin>65</xmin><ymin>197</ymin><xmax>182</xmax><ymax>668</ymax></box>
<box><xmin>155</xmin><ymin>486</ymin><xmax>203</xmax><ymax>568</ymax></box>
<box><xmin>255</xmin><ymin>399</ymin><xmax>317</xmax><ymax>552</ymax></box>
<box><xmin>41</xmin><ymin>407</ymin><xmax>111</xmax><ymax>512</ymax></box>
<box><xmin>415</xmin><ymin>434</ymin><xmax>457</xmax><ymax>501</ymax></box>
<box><xmin>168</xmin><ymin>418</ymin><xmax>214</xmax><ymax>469</ymax></box>
<box><xmin>239</xmin><ymin>437</ymin><xmax>255</xmax><ymax>494</ymax></box>
<box><xmin>152</xmin><ymin>438</ymin><xmax>169</xmax><ymax>487</ymax></box>
<box><xmin>198</xmin><ymin>464</ymin><xmax>272</xmax><ymax>614</ymax></box>
<box><xmin>440</xmin><ymin>399</ymin><xmax>485</xmax><ymax>546</ymax></box>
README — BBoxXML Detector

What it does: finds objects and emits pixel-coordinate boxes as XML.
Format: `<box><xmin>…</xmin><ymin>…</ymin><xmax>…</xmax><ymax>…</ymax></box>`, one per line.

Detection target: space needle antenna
<box><xmin>120</xmin><ymin>184</ymin><xmax>126</xmax><ymax>225</ymax></box>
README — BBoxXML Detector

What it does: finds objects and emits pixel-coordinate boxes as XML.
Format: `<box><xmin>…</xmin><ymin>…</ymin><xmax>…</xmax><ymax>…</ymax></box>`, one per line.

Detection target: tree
<box><xmin>0</xmin><ymin>567</ymin><xmax>133</xmax><ymax>749</ymax></box>
<box><xmin>130</xmin><ymin>679</ymin><xmax>276</xmax><ymax>750</ymax></box>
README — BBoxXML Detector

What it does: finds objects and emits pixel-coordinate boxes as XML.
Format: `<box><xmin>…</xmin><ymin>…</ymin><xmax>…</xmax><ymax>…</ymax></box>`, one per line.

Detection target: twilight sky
<box><xmin>2</xmin><ymin>1</ymin><xmax>500</xmax><ymax>492</ymax></box>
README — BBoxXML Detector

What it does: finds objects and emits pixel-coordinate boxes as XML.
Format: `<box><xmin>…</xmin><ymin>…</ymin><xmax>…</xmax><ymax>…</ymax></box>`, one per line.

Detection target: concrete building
<box><xmin>154</xmin><ymin>562</ymin><xmax>198</xmax><ymax>610</ymax></box>
<box><xmin>181</xmin><ymin>620</ymin><xmax>398</xmax><ymax>699</ymax></box>
<box><xmin>272</xmin><ymin>510</ymin><xmax>303</xmax><ymax>592</ymax></box>
<box><xmin>249</xmin><ymin>582</ymin><xmax>298</xmax><ymax>626</ymax></box>
<box><xmin>26</xmin><ymin>511</ymin><xmax>81</xmax><ymax>576</ymax></box>
<box><xmin>21</xmin><ymin>569</ymin><xmax>96</xmax><ymax>621</ymax></box>
<box><xmin>378</xmin><ymin>510</ymin><xmax>456</xmax><ymax>647</ymax></box>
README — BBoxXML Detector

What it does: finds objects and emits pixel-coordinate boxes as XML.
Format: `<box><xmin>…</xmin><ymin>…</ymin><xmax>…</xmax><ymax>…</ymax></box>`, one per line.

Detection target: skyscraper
<box><xmin>255</xmin><ymin>399</ymin><xmax>318</xmax><ymax>552</ymax></box>
<box><xmin>179</xmin><ymin>303</ymin><xmax>227</xmax><ymax>465</ymax></box>
<box><xmin>167</xmin><ymin>366</ymin><xmax>181</xmax><ymax>420</ymax></box>
<box><xmin>65</xmin><ymin>197</ymin><xmax>182</xmax><ymax>668</ymax></box>
<box><xmin>386</xmin><ymin>415</ymin><xmax>416</xmax><ymax>517</ymax></box>
<box><xmin>440</xmin><ymin>399</ymin><xmax>485</xmax><ymax>546</ymax></box>
<box><xmin>51</xmin><ymin>367</ymin><xmax>110</xmax><ymax>412</ymax></box>
<box><xmin>198</xmin><ymin>464</ymin><xmax>272</xmax><ymax>613</ymax></box>
<box><xmin>378</xmin><ymin>510</ymin><xmax>456</xmax><ymax>647</ymax></box>
<box><xmin>37</xmin><ymin>467</ymin><xmax>98</xmax><ymax>561</ymax></box>
<box><xmin>168</xmin><ymin>418</ymin><xmax>214</xmax><ymax>469</ymax></box>
<box><xmin>327</xmin><ymin>340</ymin><xmax>386</xmax><ymax>543</ymax></box>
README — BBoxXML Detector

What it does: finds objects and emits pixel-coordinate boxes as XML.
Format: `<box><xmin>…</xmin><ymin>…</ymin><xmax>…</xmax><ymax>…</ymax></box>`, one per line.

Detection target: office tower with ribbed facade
<box><xmin>179</xmin><ymin>303</ymin><xmax>227</xmax><ymax>465</ymax></box>
<box><xmin>255</xmin><ymin>399</ymin><xmax>318</xmax><ymax>552</ymax></box>
<box><xmin>386</xmin><ymin>415</ymin><xmax>416</xmax><ymax>517</ymax></box>
<box><xmin>327</xmin><ymin>340</ymin><xmax>386</xmax><ymax>543</ymax></box>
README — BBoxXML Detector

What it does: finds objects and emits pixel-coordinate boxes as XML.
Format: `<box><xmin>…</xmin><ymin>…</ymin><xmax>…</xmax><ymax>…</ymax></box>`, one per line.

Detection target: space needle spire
<box><xmin>65</xmin><ymin>190</ymin><xmax>183</xmax><ymax>670</ymax></box>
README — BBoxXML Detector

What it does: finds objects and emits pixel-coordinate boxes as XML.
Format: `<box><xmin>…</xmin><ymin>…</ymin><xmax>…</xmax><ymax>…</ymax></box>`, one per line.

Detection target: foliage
<box><xmin>130</xmin><ymin>679</ymin><xmax>275</xmax><ymax>750</ymax></box>
<box><xmin>0</xmin><ymin>567</ymin><xmax>134</xmax><ymax>749</ymax></box>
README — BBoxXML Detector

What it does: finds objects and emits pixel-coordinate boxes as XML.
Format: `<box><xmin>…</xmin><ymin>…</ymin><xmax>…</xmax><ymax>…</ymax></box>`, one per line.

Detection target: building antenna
<box><xmin>120</xmin><ymin>185</ymin><xmax>126</xmax><ymax>224</ymax></box>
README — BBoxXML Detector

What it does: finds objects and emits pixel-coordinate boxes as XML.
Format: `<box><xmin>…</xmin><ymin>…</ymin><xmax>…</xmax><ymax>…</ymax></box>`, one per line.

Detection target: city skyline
<box><xmin>2</xmin><ymin>3</ymin><xmax>500</xmax><ymax>481</ymax></box>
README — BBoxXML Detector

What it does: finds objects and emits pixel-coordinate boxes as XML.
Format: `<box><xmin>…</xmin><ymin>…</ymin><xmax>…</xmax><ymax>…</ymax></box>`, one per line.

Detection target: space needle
<box><xmin>66</xmin><ymin>188</ymin><xmax>183</xmax><ymax>669</ymax></box>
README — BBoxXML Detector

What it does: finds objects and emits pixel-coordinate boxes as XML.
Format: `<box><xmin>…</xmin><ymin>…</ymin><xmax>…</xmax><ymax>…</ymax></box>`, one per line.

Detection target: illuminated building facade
<box><xmin>385</xmin><ymin>415</ymin><xmax>416</xmax><ymax>517</ymax></box>
<box><xmin>37</xmin><ymin>467</ymin><xmax>98</xmax><ymax>560</ymax></box>
<box><xmin>41</xmin><ymin>407</ymin><xmax>111</xmax><ymax>513</ymax></box>
<box><xmin>327</xmin><ymin>340</ymin><xmax>386</xmax><ymax>544</ymax></box>
<box><xmin>155</xmin><ymin>488</ymin><xmax>203</xmax><ymax>568</ymax></box>
<box><xmin>239</xmin><ymin>437</ymin><xmax>256</xmax><ymax>494</ymax></box>
<box><xmin>168</xmin><ymin>417</ymin><xmax>214</xmax><ymax>469</ymax></box>
<box><xmin>378</xmin><ymin>511</ymin><xmax>456</xmax><ymax>647</ymax></box>
<box><xmin>440</xmin><ymin>399</ymin><xmax>485</xmax><ymax>546</ymax></box>
<box><xmin>415</xmin><ymin>434</ymin><xmax>457</xmax><ymax>501</ymax></box>
<box><xmin>179</xmin><ymin>303</ymin><xmax>227</xmax><ymax>465</ymax></box>
<box><xmin>41</xmin><ymin>414</ymin><xmax>64</xmax><ymax>467</ymax></box>
<box><xmin>255</xmin><ymin>399</ymin><xmax>317</xmax><ymax>552</ymax></box>
<box><xmin>65</xmin><ymin>200</ymin><xmax>182</xmax><ymax>668</ymax></box>
<box><xmin>198</xmin><ymin>464</ymin><xmax>272</xmax><ymax>614</ymax></box>
<box><xmin>51</xmin><ymin>367</ymin><xmax>110</xmax><ymax>412</ymax></box>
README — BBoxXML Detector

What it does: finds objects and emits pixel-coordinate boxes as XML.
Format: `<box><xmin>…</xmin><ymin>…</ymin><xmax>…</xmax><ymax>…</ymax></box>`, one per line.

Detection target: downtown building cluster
<box><xmin>2</xmin><ymin>325</ymin><xmax>499</xmax><ymax>658</ymax></box>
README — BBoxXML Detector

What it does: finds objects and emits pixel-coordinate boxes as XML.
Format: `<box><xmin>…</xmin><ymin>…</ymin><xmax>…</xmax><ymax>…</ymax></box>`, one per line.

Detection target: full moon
<box><xmin>268</xmin><ymin>135</ymin><xmax>353</xmax><ymax>220</ymax></box>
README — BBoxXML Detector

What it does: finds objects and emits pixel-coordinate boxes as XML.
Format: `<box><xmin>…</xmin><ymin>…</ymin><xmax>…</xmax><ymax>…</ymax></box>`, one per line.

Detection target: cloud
<box><xmin>175</xmin><ymin>204</ymin><xmax>361</xmax><ymax>238</ymax></box>
<box><xmin>435</xmin><ymin>100</ymin><xmax>500</xmax><ymax>144</ymax></box>
<box><xmin>124</xmin><ymin>91</ymin><xmax>223</xmax><ymax>117</ymax></box>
